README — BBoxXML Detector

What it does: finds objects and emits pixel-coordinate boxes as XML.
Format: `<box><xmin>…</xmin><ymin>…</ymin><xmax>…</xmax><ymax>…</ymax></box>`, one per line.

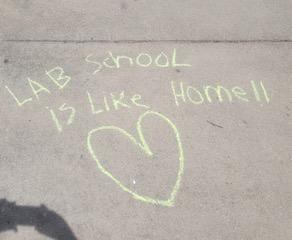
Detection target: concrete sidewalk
<box><xmin>1</xmin><ymin>1</ymin><xmax>292</xmax><ymax>240</ymax></box>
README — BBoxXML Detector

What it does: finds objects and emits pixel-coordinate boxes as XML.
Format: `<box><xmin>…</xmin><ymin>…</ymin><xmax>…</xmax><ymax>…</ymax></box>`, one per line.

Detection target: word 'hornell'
<box><xmin>85</xmin><ymin>48</ymin><xmax>191</xmax><ymax>74</ymax></box>
<box><xmin>171</xmin><ymin>80</ymin><xmax>270</xmax><ymax>106</ymax></box>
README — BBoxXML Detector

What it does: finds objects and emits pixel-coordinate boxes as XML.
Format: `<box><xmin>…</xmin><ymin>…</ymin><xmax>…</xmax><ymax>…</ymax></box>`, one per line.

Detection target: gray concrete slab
<box><xmin>1</xmin><ymin>0</ymin><xmax>292</xmax><ymax>41</ymax></box>
<box><xmin>1</xmin><ymin>1</ymin><xmax>292</xmax><ymax>240</ymax></box>
<box><xmin>1</xmin><ymin>42</ymin><xmax>292</xmax><ymax>239</ymax></box>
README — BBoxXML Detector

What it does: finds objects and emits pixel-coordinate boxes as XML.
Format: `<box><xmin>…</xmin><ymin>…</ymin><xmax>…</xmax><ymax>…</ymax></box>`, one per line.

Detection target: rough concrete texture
<box><xmin>1</xmin><ymin>0</ymin><xmax>292</xmax><ymax>41</ymax></box>
<box><xmin>0</xmin><ymin>1</ymin><xmax>292</xmax><ymax>240</ymax></box>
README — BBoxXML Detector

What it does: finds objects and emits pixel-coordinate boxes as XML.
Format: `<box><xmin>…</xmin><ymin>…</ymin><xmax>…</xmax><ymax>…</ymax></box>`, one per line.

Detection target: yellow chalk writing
<box><xmin>47</xmin><ymin>103</ymin><xmax>76</xmax><ymax>132</ymax></box>
<box><xmin>204</xmin><ymin>85</ymin><xmax>233</xmax><ymax>103</ymax></box>
<box><xmin>59</xmin><ymin>103</ymin><xmax>76</xmax><ymax>125</ymax></box>
<box><xmin>87</xmin><ymin>110</ymin><xmax>185</xmax><ymax>207</ymax></box>
<box><xmin>85</xmin><ymin>48</ymin><xmax>191</xmax><ymax>74</ymax></box>
<box><xmin>5</xmin><ymin>85</ymin><xmax>33</xmax><ymax>107</ymax></box>
<box><xmin>85</xmin><ymin>54</ymin><xmax>103</xmax><ymax>74</ymax></box>
<box><xmin>28</xmin><ymin>78</ymin><xmax>51</xmax><ymax>100</ymax></box>
<box><xmin>170</xmin><ymin>80</ymin><xmax>270</xmax><ymax>106</ymax></box>
<box><xmin>46</xmin><ymin>67</ymin><xmax>71</xmax><ymax>90</ymax></box>
<box><xmin>86</xmin><ymin>90</ymin><xmax>150</xmax><ymax>115</ymax></box>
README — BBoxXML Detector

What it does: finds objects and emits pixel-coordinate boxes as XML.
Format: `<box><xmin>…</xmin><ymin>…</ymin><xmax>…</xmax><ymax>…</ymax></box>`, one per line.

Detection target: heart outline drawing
<box><xmin>87</xmin><ymin>110</ymin><xmax>185</xmax><ymax>207</ymax></box>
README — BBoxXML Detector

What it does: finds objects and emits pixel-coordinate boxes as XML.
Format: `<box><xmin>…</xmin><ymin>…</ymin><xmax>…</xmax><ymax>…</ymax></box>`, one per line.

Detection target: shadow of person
<box><xmin>0</xmin><ymin>199</ymin><xmax>77</xmax><ymax>240</ymax></box>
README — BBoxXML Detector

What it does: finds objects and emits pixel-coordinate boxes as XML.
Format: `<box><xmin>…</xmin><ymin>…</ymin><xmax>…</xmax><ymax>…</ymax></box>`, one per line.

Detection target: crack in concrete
<box><xmin>2</xmin><ymin>39</ymin><xmax>292</xmax><ymax>44</ymax></box>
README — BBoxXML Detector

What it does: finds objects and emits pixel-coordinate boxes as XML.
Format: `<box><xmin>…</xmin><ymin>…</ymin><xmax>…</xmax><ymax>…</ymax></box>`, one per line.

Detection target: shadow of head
<box><xmin>0</xmin><ymin>199</ymin><xmax>77</xmax><ymax>240</ymax></box>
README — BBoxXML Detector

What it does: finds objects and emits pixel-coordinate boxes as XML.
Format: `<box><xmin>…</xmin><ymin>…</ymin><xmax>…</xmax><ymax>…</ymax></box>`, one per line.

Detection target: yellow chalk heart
<box><xmin>87</xmin><ymin>110</ymin><xmax>185</xmax><ymax>207</ymax></box>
